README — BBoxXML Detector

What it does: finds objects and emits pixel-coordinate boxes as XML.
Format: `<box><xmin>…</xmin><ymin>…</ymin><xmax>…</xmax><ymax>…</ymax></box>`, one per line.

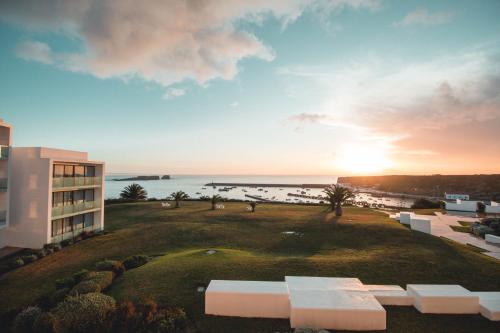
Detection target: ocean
<box><xmin>105</xmin><ymin>175</ymin><xmax>415</xmax><ymax>208</ymax></box>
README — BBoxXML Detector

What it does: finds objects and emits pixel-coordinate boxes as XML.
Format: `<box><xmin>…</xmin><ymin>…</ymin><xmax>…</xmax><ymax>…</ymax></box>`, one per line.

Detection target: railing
<box><xmin>51</xmin><ymin>200</ymin><xmax>101</xmax><ymax>218</ymax></box>
<box><xmin>51</xmin><ymin>224</ymin><xmax>100</xmax><ymax>244</ymax></box>
<box><xmin>0</xmin><ymin>178</ymin><xmax>7</xmax><ymax>191</ymax></box>
<box><xmin>52</xmin><ymin>176</ymin><xmax>101</xmax><ymax>189</ymax></box>
<box><xmin>0</xmin><ymin>145</ymin><xmax>8</xmax><ymax>160</ymax></box>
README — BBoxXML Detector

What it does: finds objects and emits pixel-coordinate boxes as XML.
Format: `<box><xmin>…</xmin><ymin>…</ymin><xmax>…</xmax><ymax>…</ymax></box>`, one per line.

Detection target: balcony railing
<box><xmin>0</xmin><ymin>145</ymin><xmax>8</xmax><ymax>160</ymax></box>
<box><xmin>0</xmin><ymin>178</ymin><xmax>7</xmax><ymax>191</ymax></box>
<box><xmin>52</xmin><ymin>176</ymin><xmax>101</xmax><ymax>189</ymax></box>
<box><xmin>51</xmin><ymin>200</ymin><xmax>101</xmax><ymax>218</ymax></box>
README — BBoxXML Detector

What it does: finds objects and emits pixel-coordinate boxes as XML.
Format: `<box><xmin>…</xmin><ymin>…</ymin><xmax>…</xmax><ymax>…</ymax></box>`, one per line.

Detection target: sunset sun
<box><xmin>336</xmin><ymin>145</ymin><xmax>392</xmax><ymax>174</ymax></box>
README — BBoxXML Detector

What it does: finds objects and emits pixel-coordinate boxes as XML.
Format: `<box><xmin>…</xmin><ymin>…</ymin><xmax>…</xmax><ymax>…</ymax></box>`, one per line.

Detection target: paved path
<box><xmin>387</xmin><ymin>211</ymin><xmax>500</xmax><ymax>261</ymax></box>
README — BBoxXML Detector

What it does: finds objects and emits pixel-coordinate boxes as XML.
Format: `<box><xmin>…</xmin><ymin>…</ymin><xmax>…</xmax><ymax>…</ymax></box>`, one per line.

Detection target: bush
<box><xmin>69</xmin><ymin>280</ymin><xmax>101</xmax><ymax>296</ymax></box>
<box><xmin>72</xmin><ymin>269</ymin><xmax>90</xmax><ymax>284</ymax></box>
<box><xmin>411</xmin><ymin>198</ymin><xmax>441</xmax><ymax>209</ymax></box>
<box><xmin>33</xmin><ymin>249</ymin><xmax>47</xmax><ymax>258</ymax></box>
<box><xmin>13</xmin><ymin>306</ymin><xmax>42</xmax><ymax>333</ymax></box>
<box><xmin>45</xmin><ymin>248</ymin><xmax>54</xmax><ymax>255</ymax></box>
<box><xmin>80</xmin><ymin>230</ymin><xmax>94</xmax><ymax>239</ymax></box>
<box><xmin>60</xmin><ymin>239</ymin><xmax>73</xmax><ymax>247</ymax></box>
<box><xmin>53</xmin><ymin>293</ymin><xmax>116</xmax><ymax>333</ymax></box>
<box><xmin>48</xmin><ymin>288</ymin><xmax>70</xmax><ymax>307</ymax></box>
<box><xmin>53</xmin><ymin>244</ymin><xmax>62</xmax><ymax>252</ymax></box>
<box><xmin>95</xmin><ymin>260</ymin><xmax>125</xmax><ymax>276</ymax></box>
<box><xmin>84</xmin><ymin>271</ymin><xmax>113</xmax><ymax>290</ymax></box>
<box><xmin>55</xmin><ymin>277</ymin><xmax>75</xmax><ymax>290</ymax></box>
<box><xmin>33</xmin><ymin>312</ymin><xmax>60</xmax><ymax>333</ymax></box>
<box><xmin>22</xmin><ymin>254</ymin><xmax>38</xmax><ymax>264</ymax></box>
<box><xmin>10</xmin><ymin>257</ymin><xmax>24</xmax><ymax>268</ymax></box>
<box><xmin>123</xmin><ymin>255</ymin><xmax>149</xmax><ymax>270</ymax></box>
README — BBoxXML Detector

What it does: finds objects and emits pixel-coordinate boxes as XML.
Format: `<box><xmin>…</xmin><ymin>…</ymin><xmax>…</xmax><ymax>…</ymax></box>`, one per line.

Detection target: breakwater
<box><xmin>205</xmin><ymin>182</ymin><xmax>330</xmax><ymax>188</ymax></box>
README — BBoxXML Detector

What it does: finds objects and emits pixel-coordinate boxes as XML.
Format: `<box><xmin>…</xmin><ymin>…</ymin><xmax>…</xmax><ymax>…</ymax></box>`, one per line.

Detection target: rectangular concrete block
<box><xmin>399</xmin><ymin>212</ymin><xmax>414</xmax><ymax>225</ymax></box>
<box><xmin>472</xmin><ymin>292</ymin><xmax>500</xmax><ymax>321</ymax></box>
<box><xmin>365</xmin><ymin>285</ymin><xmax>414</xmax><ymax>306</ymax></box>
<box><xmin>410</xmin><ymin>217</ymin><xmax>432</xmax><ymax>234</ymax></box>
<box><xmin>205</xmin><ymin>280</ymin><xmax>290</xmax><ymax>318</ymax></box>
<box><xmin>407</xmin><ymin>285</ymin><xmax>479</xmax><ymax>314</ymax></box>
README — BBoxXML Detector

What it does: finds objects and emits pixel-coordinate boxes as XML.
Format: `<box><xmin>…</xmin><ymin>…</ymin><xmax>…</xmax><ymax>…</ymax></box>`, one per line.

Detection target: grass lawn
<box><xmin>1</xmin><ymin>202</ymin><xmax>499</xmax><ymax>332</ymax></box>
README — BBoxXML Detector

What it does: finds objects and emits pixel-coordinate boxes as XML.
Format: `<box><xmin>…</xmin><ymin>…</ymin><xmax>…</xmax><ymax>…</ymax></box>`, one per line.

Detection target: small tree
<box><xmin>170</xmin><ymin>191</ymin><xmax>189</xmax><ymax>208</ymax></box>
<box><xmin>323</xmin><ymin>184</ymin><xmax>355</xmax><ymax>217</ymax></box>
<box><xmin>249</xmin><ymin>202</ymin><xmax>257</xmax><ymax>212</ymax></box>
<box><xmin>120</xmin><ymin>184</ymin><xmax>147</xmax><ymax>200</ymax></box>
<box><xmin>210</xmin><ymin>195</ymin><xmax>223</xmax><ymax>210</ymax></box>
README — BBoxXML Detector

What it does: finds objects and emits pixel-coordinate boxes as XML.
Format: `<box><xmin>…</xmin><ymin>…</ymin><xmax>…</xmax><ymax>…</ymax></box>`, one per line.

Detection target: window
<box><xmin>64</xmin><ymin>165</ymin><xmax>74</xmax><ymax>177</ymax></box>
<box><xmin>51</xmin><ymin>219</ymin><xmax>63</xmax><ymax>236</ymax></box>
<box><xmin>52</xmin><ymin>192</ymin><xmax>63</xmax><ymax>207</ymax></box>
<box><xmin>63</xmin><ymin>191</ymin><xmax>73</xmax><ymax>206</ymax></box>
<box><xmin>63</xmin><ymin>218</ymin><xmax>73</xmax><ymax>233</ymax></box>
<box><xmin>85</xmin><ymin>166</ymin><xmax>95</xmax><ymax>177</ymax></box>
<box><xmin>85</xmin><ymin>189</ymin><xmax>94</xmax><ymax>202</ymax></box>
<box><xmin>74</xmin><ymin>190</ymin><xmax>85</xmax><ymax>204</ymax></box>
<box><xmin>84</xmin><ymin>213</ymin><xmax>94</xmax><ymax>228</ymax></box>
<box><xmin>74</xmin><ymin>166</ymin><xmax>85</xmax><ymax>177</ymax></box>
<box><xmin>73</xmin><ymin>215</ymin><xmax>84</xmax><ymax>230</ymax></box>
<box><xmin>53</xmin><ymin>164</ymin><xmax>64</xmax><ymax>178</ymax></box>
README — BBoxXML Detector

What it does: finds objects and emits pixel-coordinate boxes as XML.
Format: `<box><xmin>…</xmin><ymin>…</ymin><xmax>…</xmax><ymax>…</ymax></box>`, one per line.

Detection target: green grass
<box><xmin>1</xmin><ymin>202</ymin><xmax>499</xmax><ymax>332</ymax></box>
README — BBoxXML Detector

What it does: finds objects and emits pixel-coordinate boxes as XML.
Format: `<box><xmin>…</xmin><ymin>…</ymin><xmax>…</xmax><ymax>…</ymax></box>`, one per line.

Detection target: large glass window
<box><xmin>74</xmin><ymin>190</ymin><xmax>85</xmax><ymax>204</ymax></box>
<box><xmin>51</xmin><ymin>219</ymin><xmax>63</xmax><ymax>236</ymax></box>
<box><xmin>84</xmin><ymin>213</ymin><xmax>94</xmax><ymax>228</ymax></box>
<box><xmin>63</xmin><ymin>191</ymin><xmax>73</xmax><ymax>205</ymax></box>
<box><xmin>73</xmin><ymin>214</ymin><xmax>84</xmax><ymax>230</ymax></box>
<box><xmin>85</xmin><ymin>166</ymin><xmax>95</xmax><ymax>177</ymax></box>
<box><xmin>85</xmin><ymin>189</ymin><xmax>94</xmax><ymax>202</ymax></box>
<box><xmin>64</xmin><ymin>165</ymin><xmax>74</xmax><ymax>177</ymax></box>
<box><xmin>52</xmin><ymin>192</ymin><xmax>63</xmax><ymax>207</ymax></box>
<box><xmin>53</xmin><ymin>164</ymin><xmax>64</xmax><ymax>177</ymax></box>
<box><xmin>63</xmin><ymin>218</ymin><xmax>73</xmax><ymax>233</ymax></box>
<box><xmin>74</xmin><ymin>166</ymin><xmax>85</xmax><ymax>177</ymax></box>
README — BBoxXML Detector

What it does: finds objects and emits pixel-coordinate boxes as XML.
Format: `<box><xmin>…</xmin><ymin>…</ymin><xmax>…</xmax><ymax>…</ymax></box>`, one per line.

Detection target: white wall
<box><xmin>445</xmin><ymin>199</ymin><xmax>480</xmax><ymax>212</ymax></box>
<box><xmin>485</xmin><ymin>201</ymin><xmax>500</xmax><ymax>214</ymax></box>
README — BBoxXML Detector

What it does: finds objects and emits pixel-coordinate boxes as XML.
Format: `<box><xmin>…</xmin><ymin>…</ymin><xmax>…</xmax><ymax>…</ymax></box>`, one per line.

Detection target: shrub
<box><xmin>33</xmin><ymin>312</ymin><xmax>60</xmax><ymax>333</ymax></box>
<box><xmin>69</xmin><ymin>280</ymin><xmax>101</xmax><ymax>296</ymax></box>
<box><xmin>60</xmin><ymin>239</ymin><xmax>73</xmax><ymax>247</ymax></box>
<box><xmin>33</xmin><ymin>249</ymin><xmax>47</xmax><ymax>258</ymax></box>
<box><xmin>72</xmin><ymin>269</ymin><xmax>90</xmax><ymax>284</ymax></box>
<box><xmin>13</xmin><ymin>306</ymin><xmax>42</xmax><ymax>333</ymax></box>
<box><xmin>55</xmin><ymin>277</ymin><xmax>75</xmax><ymax>290</ymax></box>
<box><xmin>84</xmin><ymin>271</ymin><xmax>113</xmax><ymax>290</ymax></box>
<box><xmin>53</xmin><ymin>293</ymin><xmax>116</xmax><ymax>333</ymax></box>
<box><xmin>22</xmin><ymin>254</ymin><xmax>38</xmax><ymax>264</ymax></box>
<box><xmin>53</xmin><ymin>244</ymin><xmax>62</xmax><ymax>252</ymax></box>
<box><xmin>48</xmin><ymin>288</ymin><xmax>70</xmax><ymax>308</ymax></box>
<box><xmin>123</xmin><ymin>255</ymin><xmax>149</xmax><ymax>270</ymax></box>
<box><xmin>45</xmin><ymin>248</ymin><xmax>54</xmax><ymax>255</ymax></box>
<box><xmin>10</xmin><ymin>257</ymin><xmax>24</xmax><ymax>268</ymax></box>
<box><xmin>80</xmin><ymin>230</ymin><xmax>94</xmax><ymax>239</ymax></box>
<box><xmin>411</xmin><ymin>198</ymin><xmax>441</xmax><ymax>209</ymax></box>
<box><xmin>95</xmin><ymin>260</ymin><xmax>125</xmax><ymax>276</ymax></box>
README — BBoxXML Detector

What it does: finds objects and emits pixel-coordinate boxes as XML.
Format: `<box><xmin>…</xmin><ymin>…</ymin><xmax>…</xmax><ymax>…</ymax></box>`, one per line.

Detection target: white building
<box><xmin>445</xmin><ymin>199</ymin><xmax>482</xmax><ymax>213</ymax></box>
<box><xmin>485</xmin><ymin>202</ymin><xmax>500</xmax><ymax>214</ymax></box>
<box><xmin>445</xmin><ymin>193</ymin><xmax>470</xmax><ymax>200</ymax></box>
<box><xmin>0</xmin><ymin>121</ymin><xmax>105</xmax><ymax>249</ymax></box>
<box><xmin>0</xmin><ymin>120</ymin><xmax>12</xmax><ymax>230</ymax></box>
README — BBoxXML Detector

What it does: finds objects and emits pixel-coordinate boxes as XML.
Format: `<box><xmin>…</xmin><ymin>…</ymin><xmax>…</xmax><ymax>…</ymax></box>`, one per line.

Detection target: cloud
<box><xmin>15</xmin><ymin>40</ymin><xmax>54</xmax><ymax>64</ymax></box>
<box><xmin>0</xmin><ymin>0</ymin><xmax>379</xmax><ymax>88</ymax></box>
<box><xmin>229</xmin><ymin>101</ymin><xmax>239</xmax><ymax>108</ymax></box>
<box><xmin>393</xmin><ymin>8</ymin><xmax>454</xmax><ymax>27</ymax></box>
<box><xmin>162</xmin><ymin>88</ymin><xmax>186</xmax><ymax>100</ymax></box>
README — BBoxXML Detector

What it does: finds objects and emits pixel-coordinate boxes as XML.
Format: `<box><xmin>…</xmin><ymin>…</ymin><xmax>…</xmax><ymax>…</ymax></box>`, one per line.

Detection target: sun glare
<box><xmin>335</xmin><ymin>144</ymin><xmax>392</xmax><ymax>174</ymax></box>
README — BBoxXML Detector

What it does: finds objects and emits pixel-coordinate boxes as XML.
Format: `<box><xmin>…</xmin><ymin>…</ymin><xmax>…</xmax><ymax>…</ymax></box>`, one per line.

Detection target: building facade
<box><xmin>0</xmin><ymin>120</ymin><xmax>12</xmax><ymax>230</ymax></box>
<box><xmin>0</xmin><ymin>122</ymin><xmax>105</xmax><ymax>249</ymax></box>
<box><xmin>444</xmin><ymin>193</ymin><xmax>470</xmax><ymax>200</ymax></box>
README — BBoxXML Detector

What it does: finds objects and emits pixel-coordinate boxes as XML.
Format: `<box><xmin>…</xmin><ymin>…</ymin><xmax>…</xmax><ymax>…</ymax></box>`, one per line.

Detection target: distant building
<box><xmin>485</xmin><ymin>201</ymin><xmax>500</xmax><ymax>214</ymax></box>
<box><xmin>444</xmin><ymin>199</ymin><xmax>481</xmax><ymax>212</ymax></box>
<box><xmin>445</xmin><ymin>193</ymin><xmax>469</xmax><ymax>200</ymax></box>
<box><xmin>0</xmin><ymin>120</ymin><xmax>105</xmax><ymax>249</ymax></box>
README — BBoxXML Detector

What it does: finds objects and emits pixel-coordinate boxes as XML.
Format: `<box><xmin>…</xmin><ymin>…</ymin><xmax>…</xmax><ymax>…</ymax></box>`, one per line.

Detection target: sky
<box><xmin>1</xmin><ymin>0</ymin><xmax>500</xmax><ymax>176</ymax></box>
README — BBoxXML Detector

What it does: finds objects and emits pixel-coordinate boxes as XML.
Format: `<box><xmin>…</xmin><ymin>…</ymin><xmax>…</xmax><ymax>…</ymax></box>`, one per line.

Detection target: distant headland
<box><xmin>113</xmin><ymin>175</ymin><xmax>170</xmax><ymax>181</ymax></box>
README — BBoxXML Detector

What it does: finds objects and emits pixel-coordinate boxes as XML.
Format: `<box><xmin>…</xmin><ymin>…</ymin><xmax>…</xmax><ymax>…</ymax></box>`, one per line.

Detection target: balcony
<box><xmin>51</xmin><ymin>200</ymin><xmax>101</xmax><ymax>219</ymax></box>
<box><xmin>0</xmin><ymin>145</ymin><xmax>8</xmax><ymax>160</ymax></box>
<box><xmin>52</xmin><ymin>176</ymin><xmax>101</xmax><ymax>189</ymax></box>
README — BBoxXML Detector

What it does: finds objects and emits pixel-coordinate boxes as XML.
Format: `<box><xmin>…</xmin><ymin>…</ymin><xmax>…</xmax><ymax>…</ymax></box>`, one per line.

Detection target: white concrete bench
<box><xmin>205</xmin><ymin>280</ymin><xmax>290</xmax><ymax>318</ymax></box>
<box><xmin>410</xmin><ymin>217</ymin><xmax>432</xmax><ymax>234</ymax></box>
<box><xmin>399</xmin><ymin>212</ymin><xmax>415</xmax><ymax>225</ymax></box>
<box><xmin>289</xmin><ymin>289</ymin><xmax>386</xmax><ymax>331</ymax></box>
<box><xmin>471</xmin><ymin>292</ymin><xmax>500</xmax><ymax>321</ymax></box>
<box><xmin>485</xmin><ymin>234</ymin><xmax>500</xmax><ymax>245</ymax></box>
<box><xmin>407</xmin><ymin>285</ymin><xmax>479</xmax><ymax>314</ymax></box>
<box><xmin>285</xmin><ymin>276</ymin><xmax>367</xmax><ymax>292</ymax></box>
<box><xmin>365</xmin><ymin>285</ymin><xmax>413</xmax><ymax>306</ymax></box>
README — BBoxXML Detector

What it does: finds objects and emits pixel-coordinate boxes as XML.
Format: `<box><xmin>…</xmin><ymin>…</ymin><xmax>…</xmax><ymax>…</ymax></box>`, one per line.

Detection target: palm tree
<box><xmin>323</xmin><ymin>184</ymin><xmax>355</xmax><ymax>217</ymax></box>
<box><xmin>249</xmin><ymin>202</ymin><xmax>257</xmax><ymax>212</ymax></box>
<box><xmin>210</xmin><ymin>194</ymin><xmax>223</xmax><ymax>210</ymax></box>
<box><xmin>120</xmin><ymin>183</ymin><xmax>147</xmax><ymax>200</ymax></box>
<box><xmin>170</xmin><ymin>191</ymin><xmax>189</xmax><ymax>208</ymax></box>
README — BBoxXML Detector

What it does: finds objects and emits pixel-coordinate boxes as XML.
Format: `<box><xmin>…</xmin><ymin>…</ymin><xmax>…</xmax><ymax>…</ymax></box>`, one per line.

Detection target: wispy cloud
<box><xmin>393</xmin><ymin>8</ymin><xmax>454</xmax><ymax>27</ymax></box>
<box><xmin>1</xmin><ymin>0</ymin><xmax>379</xmax><ymax>88</ymax></box>
<box><xmin>162</xmin><ymin>88</ymin><xmax>186</xmax><ymax>100</ymax></box>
